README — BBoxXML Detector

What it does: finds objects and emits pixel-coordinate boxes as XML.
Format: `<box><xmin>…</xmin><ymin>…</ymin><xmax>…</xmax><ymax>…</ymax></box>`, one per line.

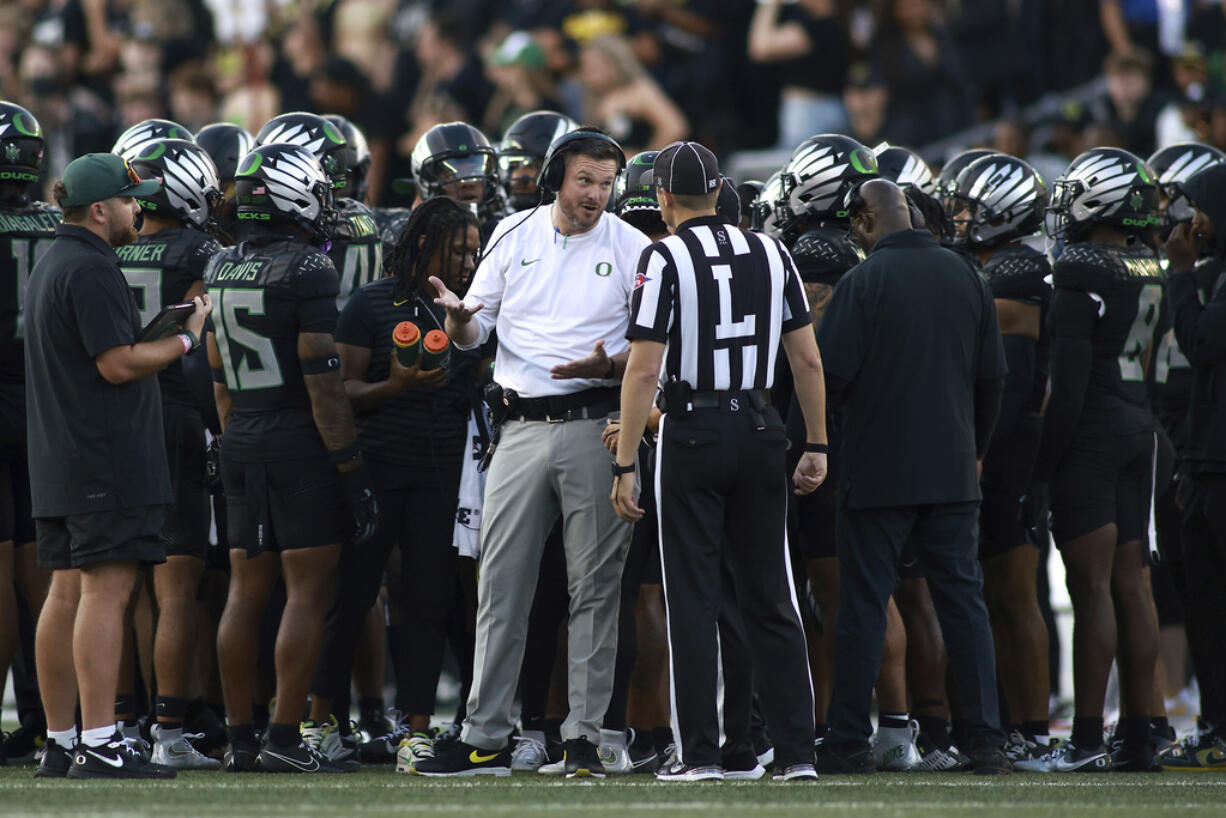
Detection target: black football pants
<box><xmin>656</xmin><ymin>405</ymin><xmax>814</xmax><ymax>769</ymax></box>
<box><xmin>1180</xmin><ymin>474</ymin><xmax>1226</xmax><ymax>729</ymax></box>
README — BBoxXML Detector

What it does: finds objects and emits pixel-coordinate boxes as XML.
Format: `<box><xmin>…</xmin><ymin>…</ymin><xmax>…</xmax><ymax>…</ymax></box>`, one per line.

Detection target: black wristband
<box><xmin>611</xmin><ymin>461</ymin><xmax>635</xmax><ymax>477</ymax></box>
<box><xmin>179</xmin><ymin>328</ymin><xmax>200</xmax><ymax>353</ymax></box>
<box><xmin>329</xmin><ymin>442</ymin><xmax>363</xmax><ymax>465</ymax></box>
<box><xmin>604</xmin><ymin>358</ymin><xmax>617</xmax><ymax>379</ymax></box>
<box><xmin>803</xmin><ymin>442</ymin><xmax>829</xmax><ymax>454</ymax></box>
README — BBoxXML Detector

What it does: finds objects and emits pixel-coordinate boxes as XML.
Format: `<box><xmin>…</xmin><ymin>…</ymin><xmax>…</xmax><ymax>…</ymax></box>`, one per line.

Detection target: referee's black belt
<box><xmin>509</xmin><ymin>386</ymin><xmax>619</xmax><ymax>422</ymax></box>
<box><xmin>688</xmin><ymin>389</ymin><xmax>772</xmax><ymax>411</ymax></box>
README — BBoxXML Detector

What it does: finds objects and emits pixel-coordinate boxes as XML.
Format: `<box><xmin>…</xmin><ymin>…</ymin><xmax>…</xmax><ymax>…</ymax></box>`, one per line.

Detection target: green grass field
<box><xmin>1</xmin><ymin>767</ymin><xmax>1223</xmax><ymax>817</ymax></box>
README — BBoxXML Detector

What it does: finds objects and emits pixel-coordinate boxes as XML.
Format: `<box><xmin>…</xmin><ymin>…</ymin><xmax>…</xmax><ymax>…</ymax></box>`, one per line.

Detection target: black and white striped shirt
<box><xmin>628</xmin><ymin>215</ymin><xmax>811</xmax><ymax>391</ymax></box>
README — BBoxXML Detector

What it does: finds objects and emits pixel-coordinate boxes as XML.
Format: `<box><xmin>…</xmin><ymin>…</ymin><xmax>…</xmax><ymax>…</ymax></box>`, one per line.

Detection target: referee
<box><xmin>612</xmin><ymin>141</ymin><xmax>829</xmax><ymax>782</ymax></box>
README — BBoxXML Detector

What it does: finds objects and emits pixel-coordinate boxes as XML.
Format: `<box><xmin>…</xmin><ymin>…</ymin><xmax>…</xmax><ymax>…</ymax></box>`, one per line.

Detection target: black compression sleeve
<box><xmin>974</xmin><ymin>376</ymin><xmax>1005</xmax><ymax>457</ymax></box>
<box><xmin>1031</xmin><ymin>289</ymin><xmax>1098</xmax><ymax>483</ymax></box>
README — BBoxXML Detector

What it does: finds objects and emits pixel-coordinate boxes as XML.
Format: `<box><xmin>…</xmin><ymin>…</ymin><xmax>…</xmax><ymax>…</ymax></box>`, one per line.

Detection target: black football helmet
<box><xmin>194</xmin><ymin>123</ymin><xmax>255</xmax><ymax>183</ymax></box>
<box><xmin>234</xmin><ymin>143</ymin><xmax>336</xmax><ymax>242</ymax></box>
<box><xmin>873</xmin><ymin>144</ymin><xmax>936</xmax><ymax>195</ymax></box>
<box><xmin>615</xmin><ymin>150</ymin><xmax>665</xmax><ymax>237</ymax></box>
<box><xmin>935</xmin><ymin>148</ymin><xmax>998</xmax><ymax>211</ymax></box>
<box><xmin>256</xmin><ymin>112</ymin><xmax>349</xmax><ymax>190</ymax></box>
<box><xmin>736</xmin><ymin>181</ymin><xmax>763</xmax><ymax>227</ymax></box>
<box><xmin>323</xmin><ymin>114</ymin><xmax>372</xmax><ymax>202</ymax></box>
<box><xmin>750</xmin><ymin>172</ymin><xmax>789</xmax><ymax>238</ymax></box>
<box><xmin>113</xmin><ymin>118</ymin><xmax>195</xmax><ymax>161</ymax></box>
<box><xmin>1047</xmin><ymin>147</ymin><xmax>1161</xmax><ymax>239</ymax></box>
<box><xmin>127</xmin><ymin>138</ymin><xmax>223</xmax><ymax>231</ymax></box>
<box><xmin>716</xmin><ymin>176</ymin><xmax>741</xmax><ymax>226</ymax></box>
<box><xmin>411</xmin><ymin>122</ymin><xmax>499</xmax><ymax>209</ymax></box>
<box><xmin>0</xmin><ymin>101</ymin><xmax>44</xmax><ymax>186</ymax></box>
<box><xmin>782</xmin><ymin>134</ymin><xmax>878</xmax><ymax>229</ymax></box>
<box><xmin>950</xmin><ymin>154</ymin><xmax>1047</xmax><ymax>248</ymax></box>
<box><xmin>499</xmin><ymin>111</ymin><xmax>577</xmax><ymax>210</ymax></box>
<box><xmin>1147</xmin><ymin>142</ymin><xmax>1226</xmax><ymax>225</ymax></box>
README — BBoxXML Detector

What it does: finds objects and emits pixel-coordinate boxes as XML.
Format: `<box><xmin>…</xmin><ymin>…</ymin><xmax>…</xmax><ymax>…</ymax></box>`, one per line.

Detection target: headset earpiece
<box><xmin>537</xmin><ymin>129</ymin><xmax>627</xmax><ymax>194</ymax></box>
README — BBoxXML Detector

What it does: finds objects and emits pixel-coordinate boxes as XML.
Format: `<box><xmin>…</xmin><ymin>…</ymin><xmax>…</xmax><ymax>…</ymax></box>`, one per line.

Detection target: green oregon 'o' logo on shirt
<box><xmin>595</xmin><ymin>261</ymin><xmax>612</xmax><ymax>277</ymax></box>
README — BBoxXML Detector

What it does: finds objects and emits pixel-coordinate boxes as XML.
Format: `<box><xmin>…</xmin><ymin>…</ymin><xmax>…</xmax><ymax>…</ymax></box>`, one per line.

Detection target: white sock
<box><xmin>154</xmin><ymin>724</ymin><xmax>183</xmax><ymax>743</ymax></box>
<box><xmin>47</xmin><ymin>728</ymin><xmax>78</xmax><ymax>749</ymax></box>
<box><xmin>80</xmin><ymin>724</ymin><xmax>115</xmax><ymax>748</ymax></box>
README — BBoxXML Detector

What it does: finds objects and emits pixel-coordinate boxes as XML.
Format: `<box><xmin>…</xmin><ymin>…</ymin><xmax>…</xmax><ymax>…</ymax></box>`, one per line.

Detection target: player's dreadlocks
<box><xmin>386</xmin><ymin>197</ymin><xmax>478</xmax><ymax>302</ymax></box>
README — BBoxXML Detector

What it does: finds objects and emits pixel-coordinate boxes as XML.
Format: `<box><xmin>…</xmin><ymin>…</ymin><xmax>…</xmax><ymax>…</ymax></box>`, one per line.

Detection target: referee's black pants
<box><xmin>827</xmin><ymin>499</ymin><xmax>1004</xmax><ymax>752</ymax></box>
<box><xmin>656</xmin><ymin>405</ymin><xmax>814</xmax><ymax>769</ymax></box>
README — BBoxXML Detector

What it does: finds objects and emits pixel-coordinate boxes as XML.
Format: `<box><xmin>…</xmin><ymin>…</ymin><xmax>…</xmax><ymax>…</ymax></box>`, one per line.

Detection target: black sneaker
<box><xmin>968</xmin><ymin>745</ymin><xmax>1012</xmax><ymax>776</ymax></box>
<box><xmin>67</xmin><ymin>739</ymin><xmax>177</xmax><ymax>779</ymax></box>
<box><xmin>773</xmin><ymin>763</ymin><xmax>819</xmax><ymax>781</ymax></box>
<box><xmin>410</xmin><ymin>740</ymin><xmax>511</xmax><ymax>777</ymax></box>
<box><xmin>34</xmin><ymin>742</ymin><xmax>74</xmax><ymax>778</ymax></box>
<box><xmin>722</xmin><ymin>747</ymin><xmax>766</xmax><ymax>780</ymax></box>
<box><xmin>258</xmin><ymin>740</ymin><xmax>350</xmax><ymax>774</ymax></box>
<box><xmin>814</xmin><ymin>743</ymin><xmax>876</xmax><ymax>774</ymax></box>
<box><xmin>628</xmin><ymin>729</ymin><xmax>660</xmax><ymax>774</ymax></box>
<box><xmin>4</xmin><ymin>722</ymin><xmax>47</xmax><ymax>765</ymax></box>
<box><xmin>563</xmin><ymin>736</ymin><xmax>605</xmax><ymax>779</ymax></box>
<box><xmin>223</xmin><ymin>739</ymin><xmax>260</xmax><ymax>772</ymax></box>
<box><xmin>655</xmin><ymin>759</ymin><xmax>724</xmax><ymax>781</ymax></box>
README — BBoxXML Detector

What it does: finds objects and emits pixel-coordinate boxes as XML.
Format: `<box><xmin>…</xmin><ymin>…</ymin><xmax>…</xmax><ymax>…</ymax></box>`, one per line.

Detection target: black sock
<box><xmin>879</xmin><ymin>713</ymin><xmax>909</xmax><ymax>730</ymax></box>
<box><xmin>227</xmin><ymin>724</ymin><xmax>257</xmax><ymax>746</ymax></box>
<box><xmin>630</xmin><ymin>728</ymin><xmax>655</xmax><ymax>752</ymax></box>
<box><xmin>814</xmin><ymin>723</ymin><xmax>827</xmax><ymax>740</ymax></box>
<box><xmin>115</xmin><ymin>693</ymin><xmax>136</xmax><ymax>721</ymax></box>
<box><xmin>1072</xmin><ymin>716</ymin><xmax>1104</xmax><ymax>749</ymax></box>
<box><xmin>916</xmin><ymin>716</ymin><xmax>951</xmax><ymax>751</ymax></box>
<box><xmin>268</xmin><ymin>722</ymin><xmax>300</xmax><ymax>748</ymax></box>
<box><xmin>542</xmin><ymin>718</ymin><xmax>564</xmax><ymax>742</ymax></box>
<box><xmin>359</xmin><ymin>698</ymin><xmax>384</xmax><ymax>729</ymax></box>
<box><xmin>253</xmin><ymin>703</ymin><xmax>270</xmax><ymax>732</ymax></box>
<box><xmin>1022</xmin><ymin>720</ymin><xmax>1049</xmax><ymax>740</ymax></box>
<box><xmin>652</xmin><ymin>726</ymin><xmax>673</xmax><ymax>756</ymax></box>
<box><xmin>523</xmin><ymin>716</ymin><xmax>546</xmax><ymax>733</ymax></box>
<box><xmin>1150</xmin><ymin>716</ymin><xmax>1172</xmax><ymax>738</ymax></box>
<box><xmin>1122</xmin><ymin>716</ymin><xmax>1150</xmax><ymax>754</ymax></box>
<box><xmin>155</xmin><ymin>696</ymin><xmax>187</xmax><ymax>724</ymax></box>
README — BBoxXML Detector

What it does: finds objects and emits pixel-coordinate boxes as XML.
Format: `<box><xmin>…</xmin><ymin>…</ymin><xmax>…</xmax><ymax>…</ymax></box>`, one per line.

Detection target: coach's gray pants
<box><xmin>461</xmin><ymin>417</ymin><xmax>632</xmax><ymax>749</ymax></box>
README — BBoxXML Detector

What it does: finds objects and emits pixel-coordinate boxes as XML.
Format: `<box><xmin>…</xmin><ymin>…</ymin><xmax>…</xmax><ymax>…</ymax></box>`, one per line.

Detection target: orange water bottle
<box><xmin>421</xmin><ymin>329</ymin><xmax>451</xmax><ymax>371</ymax></box>
<box><xmin>393</xmin><ymin>321</ymin><xmax>421</xmax><ymax>367</ymax></box>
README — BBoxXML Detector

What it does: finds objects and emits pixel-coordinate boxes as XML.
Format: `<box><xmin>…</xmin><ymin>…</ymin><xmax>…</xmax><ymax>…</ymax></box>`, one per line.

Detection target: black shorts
<box><xmin>979</xmin><ymin>415</ymin><xmax>1042</xmax><ymax>559</ymax></box>
<box><xmin>36</xmin><ymin>505</ymin><xmax>167</xmax><ymax>569</ymax></box>
<box><xmin>786</xmin><ymin>405</ymin><xmax>838</xmax><ymax>561</ymax></box>
<box><xmin>1051</xmin><ymin>427</ymin><xmax>1155</xmax><ymax>546</ymax></box>
<box><xmin>899</xmin><ymin>536</ymin><xmax>925</xmax><ymax>579</ymax></box>
<box><xmin>222</xmin><ymin>452</ymin><xmax>348</xmax><ymax>557</ymax></box>
<box><xmin>0</xmin><ymin>457</ymin><xmax>35</xmax><ymax>545</ymax></box>
<box><xmin>162</xmin><ymin>403</ymin><xmax>209</xmax><ymax>559</ymax></box>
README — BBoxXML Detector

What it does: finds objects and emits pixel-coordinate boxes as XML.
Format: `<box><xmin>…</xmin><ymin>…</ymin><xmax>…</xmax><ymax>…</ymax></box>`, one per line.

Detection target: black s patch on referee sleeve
<box><xmin>301</xmin><ymin>354</ymin><xmax>341</xmax><ymax>375</ymax></box>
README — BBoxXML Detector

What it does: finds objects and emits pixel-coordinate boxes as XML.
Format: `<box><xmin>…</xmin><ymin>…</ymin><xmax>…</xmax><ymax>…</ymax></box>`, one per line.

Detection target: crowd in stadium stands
<box><xmin>2</xmin><ymin>0</ymin><xmax>1226</xmax><ymax>784</ymax></box>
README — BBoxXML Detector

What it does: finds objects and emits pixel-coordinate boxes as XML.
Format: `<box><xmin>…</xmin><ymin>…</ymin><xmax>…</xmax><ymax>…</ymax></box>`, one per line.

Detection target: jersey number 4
<box><xmin>211</xmin><ymin>288</ymin><xmax>284</xmax><ymax>391</ymax></box>
<box><xmin>1119</xmin><ymin>283</ymin><xmax>1162</xmax><ymax>382</ymax></box>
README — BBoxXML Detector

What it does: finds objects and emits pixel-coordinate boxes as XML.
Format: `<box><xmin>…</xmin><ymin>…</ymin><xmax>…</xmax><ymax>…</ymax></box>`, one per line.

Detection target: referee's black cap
<box><xmin>654</xmin><ymin>141</ymin><xmax>720</xmax><ymax>196</ymax></box>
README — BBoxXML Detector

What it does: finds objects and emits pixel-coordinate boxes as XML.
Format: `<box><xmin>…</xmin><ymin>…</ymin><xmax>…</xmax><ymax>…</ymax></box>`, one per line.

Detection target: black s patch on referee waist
<box><xmin>301</xmin><ymin>354</ymin><xmax>340</xmax><ymax>375</ymax></box>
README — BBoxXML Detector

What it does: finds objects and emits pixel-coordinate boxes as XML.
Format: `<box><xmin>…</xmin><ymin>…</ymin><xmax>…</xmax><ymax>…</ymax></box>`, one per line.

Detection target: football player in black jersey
<box><xmin>0</xmin><ymin>101</ymin><xmax>58</xmax><ymax>756</ymax></box>
<box><xmin>206</xmin><ymin>143</ymin><xmax>378</xmax><ymax>774</ymax></box>
<box><xmin>498</xmin><ymin>111</ymin><xmax>578</xmax><ymax>213</ymax></box>
<box><xmin>256</xmin><ymin>112</ymin><xmax>382</xmax><ymax>311</ymax></box>
<box><xmin>949</xmin><ymin>153</ymin><xmax>1054</xmax><ymax>766</ymax></box>
<box><xmin>195</xmin><ymin>123</ymin><xmax>255</xmax><ymax>247</ymax></box>
<box><xmin>116</xmin><ymin>137</ymin><xmax>224</xmax><ymax>770</ymax></box>
<box><xmin>1019</xmin><ymin>148</ymin><xmax>1166</xmax><ymax>773</ymax></box>
<box><xmin>411</xmin><ymin>122</ymin><xmax>505</xmax><ymax>241</ymax></box>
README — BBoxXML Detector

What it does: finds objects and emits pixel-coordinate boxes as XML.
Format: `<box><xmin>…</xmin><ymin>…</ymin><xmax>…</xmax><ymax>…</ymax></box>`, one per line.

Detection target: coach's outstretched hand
<box><xmin>793</xmin><ymin>451</ymin><xmax>827</xmax><ymax>495</ymax></box>
<box><xmin>429</xmin><ymin>275</ymin><xmax>483</xmax><ymax>324</ymax></box>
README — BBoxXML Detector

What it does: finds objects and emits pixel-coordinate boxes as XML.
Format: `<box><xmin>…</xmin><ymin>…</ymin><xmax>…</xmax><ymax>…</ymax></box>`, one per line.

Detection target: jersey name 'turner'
<box><xmin>204</xmin><ymin>235</ymin><xmax>340</xmax><ymax>463</ymax></box>
<box><xmin>1051</xmin><ymin>241</ymin><xmax>1164</xmax><ymax>418</ymax></box>
<box><xmin>116</xmin><ymin>227</ymin><xmax>222</xmax><ymax>407</ymax></box>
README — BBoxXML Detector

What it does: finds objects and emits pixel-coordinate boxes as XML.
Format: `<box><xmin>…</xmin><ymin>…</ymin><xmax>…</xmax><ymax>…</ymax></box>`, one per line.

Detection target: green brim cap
<box><xmin>59</xmin><ymin>152</ymin><xmax>161</xmax><ymax>207</ymax></box>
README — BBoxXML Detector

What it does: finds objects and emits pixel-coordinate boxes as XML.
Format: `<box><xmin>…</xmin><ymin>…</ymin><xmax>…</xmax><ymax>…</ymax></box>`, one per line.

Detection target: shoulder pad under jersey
<box><xmin>331</xmin><ymin>198</ymin><xmax>379</xmax><ymax>242</ymax></box>
<box><xmin>981</xmin><ymin>244</ymin><xmax>1051</xmax><ymax>305</ymax></box>
<box><xmin>788</xmin><ymin>226</ymin><xmax>866</xmax><ymax>285</ymax></box>
<box><xmin>1053</xmin><ymin>241</ymin><xmax>1162</xmax><ymax>292</ymax></box>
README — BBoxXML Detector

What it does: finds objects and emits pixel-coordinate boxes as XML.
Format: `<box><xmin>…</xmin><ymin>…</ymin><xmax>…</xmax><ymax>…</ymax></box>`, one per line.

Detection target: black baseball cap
<box><xmin>58</xmin><ymin>153</ymin><xmax>161</xmax><ymax>207</ymax></box>
<box><xmin>653</xmin><ymin>141</ymin><xmax>720</xmax><ymax>196</ymax></box>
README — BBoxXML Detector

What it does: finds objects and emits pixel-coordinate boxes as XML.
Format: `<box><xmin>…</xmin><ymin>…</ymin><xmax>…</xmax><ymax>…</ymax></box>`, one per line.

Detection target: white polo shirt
<box><xmin>459</xmin><ymin>204</ymin><xmax>651</xmax><ymax>398</ymax></box>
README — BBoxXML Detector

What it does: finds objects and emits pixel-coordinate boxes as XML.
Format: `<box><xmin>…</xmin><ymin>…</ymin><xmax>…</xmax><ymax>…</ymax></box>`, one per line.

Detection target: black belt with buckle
<box><xmin>509</xmin><ymin>386</ymin><xmax>619</xmax><ymax>422</ymax></box>
<box><xmin>689</xmin><ymin>389</ymin><xmax>772</xmax><ymax>410</ymax></box>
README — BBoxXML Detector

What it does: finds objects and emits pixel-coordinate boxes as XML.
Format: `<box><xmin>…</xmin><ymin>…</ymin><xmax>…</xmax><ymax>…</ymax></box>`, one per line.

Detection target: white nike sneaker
<box><xmin>1014</xmin><ymin>739</ymin><xmax>1111</xmax><ymax>772</ymax></box>
<box><xmin>395</xmin><ymin>732</ymin><xmax>435</xmax><ymax>774</ymax></box>
<box><xmin>511</xmin><ymin>731</ymin><xmax>548</xmax><ymax>771</ymax></box>
<box><xmin>598</xmin><ymin>728</ymin><xmax>633</xmax><ymax>774</ymax></box>
<box><xmin>871</xmin><ymin>721</ymin><xmax>922</xmax><ymax>771</ymax></box>
<box><xmin>150</xmin><ymin>724</ymin><xmax>221</xmax><ymax>770</ymax></box>
<box><xmin>537</xmin><ymin>757</ymin><xmax>567</xmax><ymax>775</ymax></box>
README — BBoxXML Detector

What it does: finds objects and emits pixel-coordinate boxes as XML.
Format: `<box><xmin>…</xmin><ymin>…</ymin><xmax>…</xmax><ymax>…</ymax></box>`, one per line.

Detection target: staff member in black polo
<box><xmin>813</xmin><ymin>179</ymin><xmax>1009</xmax><ymax>775</ymax></box>
<box><xmin>25</xmin><ymin>153</ymin><xmax>211</xmax><ymax>779</ymax></box>
<box><xmin>612</xmin><ymin>141</ymin><xmax>829</xmax><ymax>783</ymax></box>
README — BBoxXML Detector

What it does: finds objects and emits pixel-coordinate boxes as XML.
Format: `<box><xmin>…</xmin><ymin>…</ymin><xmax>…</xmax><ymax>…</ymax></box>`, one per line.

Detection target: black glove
<box><xmin>205</xmin><ymin>438</ymin><xmax>222</xmax><ymax>491</ymax></box>
<box><xmin>340</xmin><ymin>462</ymin><xmax>379</xmax><ymax>545</ymax></box>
